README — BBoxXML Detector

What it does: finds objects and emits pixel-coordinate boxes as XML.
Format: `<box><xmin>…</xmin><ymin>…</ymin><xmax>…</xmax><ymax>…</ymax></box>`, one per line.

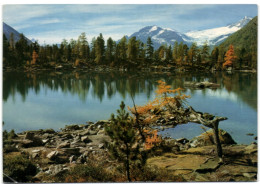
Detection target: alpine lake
<box><xmin>3</xmin><ymin>70</ymin><xmax>257</xmax><ymax>145</ymax></box>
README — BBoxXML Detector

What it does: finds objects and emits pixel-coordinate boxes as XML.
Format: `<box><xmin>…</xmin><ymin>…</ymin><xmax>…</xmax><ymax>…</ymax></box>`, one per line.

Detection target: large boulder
<box><xmin>190</xmin><ymin>129</ymin><xmax>236</xmax><ymax>148</ymax></box>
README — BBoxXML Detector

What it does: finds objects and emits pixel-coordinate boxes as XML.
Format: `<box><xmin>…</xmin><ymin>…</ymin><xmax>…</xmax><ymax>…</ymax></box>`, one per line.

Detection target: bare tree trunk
<box><xmin>212</xmin><ymin>122</ymin><xmax>223</xmax><ymax>158</ymax></box>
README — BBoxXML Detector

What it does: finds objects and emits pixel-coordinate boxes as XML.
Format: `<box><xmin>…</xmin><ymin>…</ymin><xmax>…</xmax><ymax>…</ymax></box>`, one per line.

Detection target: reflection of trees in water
<box><xmin>3</xmin><ymin>71</ymin><xmax>257</xmax><ymax>110</ymax></box>
<box><xmin>221</xmin><ymin>72</ymin><xmax>257</xmax><ymax>110</ymax></box>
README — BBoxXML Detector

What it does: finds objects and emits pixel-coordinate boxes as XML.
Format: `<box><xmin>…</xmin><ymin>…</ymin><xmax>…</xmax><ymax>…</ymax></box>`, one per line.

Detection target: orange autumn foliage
<box><xmin>129</xmin><ymin>80</ymin><xmax>189</xmax><ymax>124</ymax></box>
<box><xmin>223</xmin><ymin>44</ymin><xmax>237</xmax><ymax>68</ymax></box>
<box><xmin>144</xmin><ymin>129</ymin><xmax>161</xmax><ymax>150</ymax></box>
<box><xmin>31</xmin><ymin>50</ymin><xmax>38</xmax><ymax>65</ymax></box>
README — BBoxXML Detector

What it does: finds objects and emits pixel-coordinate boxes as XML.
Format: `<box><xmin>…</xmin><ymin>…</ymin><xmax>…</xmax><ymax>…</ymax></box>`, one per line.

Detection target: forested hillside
<box><xmin>219</xmin><ymin>16</ymin><xmax>257</xmax><ymax>69</ymax></box>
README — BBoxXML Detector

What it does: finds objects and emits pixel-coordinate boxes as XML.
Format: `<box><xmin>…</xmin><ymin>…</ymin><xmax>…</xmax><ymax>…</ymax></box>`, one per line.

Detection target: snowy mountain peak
<box><xmin>228</xmin><ymin>16</ymin><xmax>252</xmax><ymax>28</ymax></box>
<box><xmin>130</xmin><ymin>25</ymin><xmax>186</xmax><ymax>49</ymax></box>
<box><xmin>185</xmin><ymin>16</ymin><xmax>252</xmax><ymax>46</ymax></box>
<box><xmin>126</xmin><ymin>16</ymin><xmax>253</xmax><ymax>48</ymax></box>
<box><xmin>149</xmin><ymin>26</ymin><xmax>158</xmax><ymax>32</ymax></box>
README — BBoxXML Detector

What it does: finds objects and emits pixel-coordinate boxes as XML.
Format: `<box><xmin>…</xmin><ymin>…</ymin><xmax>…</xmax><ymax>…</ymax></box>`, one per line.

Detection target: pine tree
<box><xmin>9</xmin><ymin>32</ymin><xmax>15</xmax><ymax>50</ymax></box>
<box><xmin>117</xmin><ymin>36</ymin><xmax>127</xmax><ymax>63</ymax></box>
<box><xmin>105</xmin><ymin>101</ymin><xmax>141</xmax><ymax>182</ymax></box>
<box><xmin>15</xmin><ymin>34</ymin><xmax>29</xmax><ymax>66</ymax></box>
<box><xmin>127</xmin><ymin>36</ymin><xmax>138</xmax><ymax>61</ymax></box>
<box><xmin>172</xmin><ymin>41</ymin><xmax>178</xmax><ymax>62</ymax></box>
<box><xmin>201</xmin><ymin>41</ymin><xmax>209</xmax><ymax>63</ymax></box>
<box><xmin>166</xmin><ymin>45</ymin><xmax>172</xmax><ymax>62</ymax></box>
<box><xmin>3</xmin><ymin>34</ymin><xmax>10</xmax><ymax>64</ymax></box>
<box><xmin>90</xmin><ymin>37</ymin><xmax>96</xmax><ymax>61</ymax></box>
<box><xmin>105</xmin><ymin>37</ymin><xmax>114</xmax><ymax>64</ymax></box>
<box><xmin>146</xmin><ymin>37</ymin><xmax>154</xmax><ymax>60</ymax></box>
<box><xmin>211</xmin><ymin>46</ymin><xmax>219</xmax><ymax>65</ymax></box>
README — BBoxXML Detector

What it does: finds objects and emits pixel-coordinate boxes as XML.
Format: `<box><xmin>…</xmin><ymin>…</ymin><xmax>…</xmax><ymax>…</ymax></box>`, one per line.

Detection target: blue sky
<box><xmin>3</xmin><ymin>4</ymin><xmax>258</xmax><ymax>44</ymax></box>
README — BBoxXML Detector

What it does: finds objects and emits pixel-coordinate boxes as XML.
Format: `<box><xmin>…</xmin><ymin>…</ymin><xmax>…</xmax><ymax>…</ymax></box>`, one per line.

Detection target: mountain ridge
<box><xmin>128</xmin><ymin>16</ymin><xmax>253</xmax><ymax>48</ymax></box>
<box><xmin>3</xmin><ymin>22</ymin><xmax>32</xmax><ymax>44</ymax></box>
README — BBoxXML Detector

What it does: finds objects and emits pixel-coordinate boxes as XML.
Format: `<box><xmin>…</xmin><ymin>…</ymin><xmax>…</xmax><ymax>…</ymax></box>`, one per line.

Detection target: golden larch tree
<box><xmin>31</xmin><ymin>50</ymin><xmax>38</xmax><ymax>65</ymax></box>
<box><xmin>223</xmin><ymin>44</ymin><xmax>237</xmax><ymax>68</ymax></box>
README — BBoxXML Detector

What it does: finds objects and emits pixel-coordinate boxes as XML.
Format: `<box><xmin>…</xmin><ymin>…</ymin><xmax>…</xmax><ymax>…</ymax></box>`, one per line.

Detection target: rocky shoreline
<box><xmin>3</xmin><ymin>63</ymin><xmax>257</xmax><ymax>74</ymax></box>
<box><xmin>3</xmin><ymin>120</ymin><xmax>257</xmax><ymax>182</ymax></box>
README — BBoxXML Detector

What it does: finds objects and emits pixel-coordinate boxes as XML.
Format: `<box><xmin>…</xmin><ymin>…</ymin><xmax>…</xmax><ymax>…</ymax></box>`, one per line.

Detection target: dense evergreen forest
<box><xmin>3</xmin><ymin>17</ymin><xmax>257</xmax><ymax>71</ymax></box>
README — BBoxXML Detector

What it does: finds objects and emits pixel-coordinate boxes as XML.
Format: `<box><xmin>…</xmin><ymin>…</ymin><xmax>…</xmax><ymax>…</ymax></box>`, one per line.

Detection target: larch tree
<box><xmin>188</xmin><ymin>42</ymin><xmax>198</xmax><ymax>65</ymax></box>
<box><xmin>78</xmin><ymin>32</ymin><xmax>90</xmax><ymax>62</ymax></box>
<box><xmin>94</xmin><ymin>33</ymin><xmax>105</xmax><ymax>64</ymax></box>
<box><xmin>31</xmin><ymin>50</ymin><xmax>38</xmax><ymax>65</ymax></box>
<box><xmin>223</xmin><ymin>44</ymin><xmax>237</xmax><ymax>68</ymax></box>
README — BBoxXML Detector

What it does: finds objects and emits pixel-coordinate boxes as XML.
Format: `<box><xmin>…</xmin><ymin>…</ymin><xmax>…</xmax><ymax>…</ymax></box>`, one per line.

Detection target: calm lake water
<box><xmin>3</xmin><ymin>71</ymin><xmax>257</xmax><ymax>144</ymax></box>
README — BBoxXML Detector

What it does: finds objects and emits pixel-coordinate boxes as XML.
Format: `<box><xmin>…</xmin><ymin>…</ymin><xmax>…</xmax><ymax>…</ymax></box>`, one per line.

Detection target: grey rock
<box><xmin>190</xmin><ymin>129</ymin><xmax>236</xmax><ymax>148</ymax></box>
<box><xmin>79</xmin><ymin>129</ymin><xmax>90</xmax><ymax>136</ymax></box>
<box><xmin>69</xmin><ymin>155</ymin><xmax>76</xmax><ymax>163</ymax></box>
<box><xmin>32</xmin><ymin>149</ymin><xmax>41</xmax><ymax>153</ymax></box>
<box><xmin>47</xmin><ymin>151</ymin><xmax>59</xmax><ymax>160</ymax></box>
<box><xmin>76</xmin><ymin>155</ymin><xmax>85</xmax><ymax>164</ymax></box>
<box><xmin>42</xmin><ymin>129</ymin><xmax>56</xmax><ymax>134</ymax></box>
<box><xmin>89</xmin><ymin>130</ymin><xmax>98</xmax><ymax>135</ymax></box>
<box><xmin>32</xmin><ymin>153</ymin><xmax>39</xmax><ymax>159</ymax></box>
<box><xmin>42</xmin><ymin>139</ymin><xmax>49</xmax><ymax>144</ymax></box>
<box><xmin>176</xmin><ymin>138</ymin><xmax>189</xmax><ymax>144</ymax></box>
<box><xmin>98</xmin><ymin>143</ymin><xmax>105</xmax><ymax>149</ymax></box>
<box><xmin>61</xmin><ymin>148</ymin><xmax>80</xmax><ymax>155</ymax></box>
<box><xmin>71</xmin><ymin>141</ymin><xmax>86</xmax><ymax>148</ymax></box>
<box><xmin>169</xmin><ymin>116</ymin><xmax>176</xmax><ymax>121</ymax></box>
<box><xmin>243</xmin><ymin>173</ymin><xmax>257</xmax><ymax>178</ymax></box>
<box><xmin>57</xmin><ymin>141</ymin><xmax>70</xmax><ymax>149</ymax></box>
<box><xmin>48</xmin><ymin>164</ymin><xmax>65</xmax><ymax>176</ymax></box>
<box><xmin>245</xmin><ymin>143</ymin><xmax>257</xmax><ymax>150</ymax></box>
<box><xmin>81</xmin><ymin>136</ymin><xmax>92</xmax><ymax>143</ymax></box>
<box><xmin>60</xmin><ymin>133</ymin><xmax>73</xmax><ymax>139</ymax></box>
<box><xmin>195</xmin><ymin>157</ymin><xmax>222</xmax><ymax>173</ymax></box>
<box><xmin>64</xmin><ymin>124</ymin><xmax>80</xmax><ymax>131</ymax></box>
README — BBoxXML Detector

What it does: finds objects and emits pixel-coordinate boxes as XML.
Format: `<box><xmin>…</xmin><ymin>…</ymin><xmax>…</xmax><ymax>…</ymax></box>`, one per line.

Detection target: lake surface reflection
<box><xmin>3</xmin><ymin>71</ymin><xmax>257</xmax><ymax>144</ymax></box>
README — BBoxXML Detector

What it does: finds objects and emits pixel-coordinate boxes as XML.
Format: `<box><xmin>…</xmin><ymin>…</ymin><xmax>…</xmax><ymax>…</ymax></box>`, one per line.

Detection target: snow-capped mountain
<box><xmin>185</xmin><ymin>16</ymin><xmax>252</xmax><ymax>45</ymax></box>
<box><xmin>129</xmin><ymin>26</ymin><xmax>188</xmax><ymax>49</ymax></box>
<box><xmin>128</xmin><ymin>16</ymin><xmax>252</xmax><ymax>48</ymax></box>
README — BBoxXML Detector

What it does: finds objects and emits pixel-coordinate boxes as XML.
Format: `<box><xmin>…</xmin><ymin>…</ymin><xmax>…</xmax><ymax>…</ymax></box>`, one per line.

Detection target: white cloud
<box><xmin>3</xmin><ymin>5</ymin><xmax>53</xmax><ymax>24</ymax></box>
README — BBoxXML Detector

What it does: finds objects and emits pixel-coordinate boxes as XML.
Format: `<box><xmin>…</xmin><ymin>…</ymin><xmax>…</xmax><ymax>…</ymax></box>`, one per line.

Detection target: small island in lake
<box><xmin>2</xmin><ymin>4</ymin><xmax>257</xmax><ymax>182</ymax></box>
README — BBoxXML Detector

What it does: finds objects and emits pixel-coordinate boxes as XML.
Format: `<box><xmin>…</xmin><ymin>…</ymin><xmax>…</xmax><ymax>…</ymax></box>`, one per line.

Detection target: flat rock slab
<box><xmin>195</xmin><ymin>157</ymin><xmax>221</xmax><ymax>173</ymax></box>
<box><xmin>147</xmin><ymin>153</ymin><xmax>210</xmax><ymax>175</ymax></box>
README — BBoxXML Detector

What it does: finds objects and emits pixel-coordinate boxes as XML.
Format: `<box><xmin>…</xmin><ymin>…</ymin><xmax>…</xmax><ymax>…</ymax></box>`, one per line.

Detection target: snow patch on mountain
<box><xmin>149</xmin><ymin>26</ymin><xmax>158</xmax><ymax>32</ymax></box>
<box><xmin>185</xmin><ymin>16</ymin><xmax>252</xmax><ymax>45</ymax></box>
<box><xmin>125</xmin><ymin>16</ymin><xmax>252</xmax><ymax>49</ymax></box>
